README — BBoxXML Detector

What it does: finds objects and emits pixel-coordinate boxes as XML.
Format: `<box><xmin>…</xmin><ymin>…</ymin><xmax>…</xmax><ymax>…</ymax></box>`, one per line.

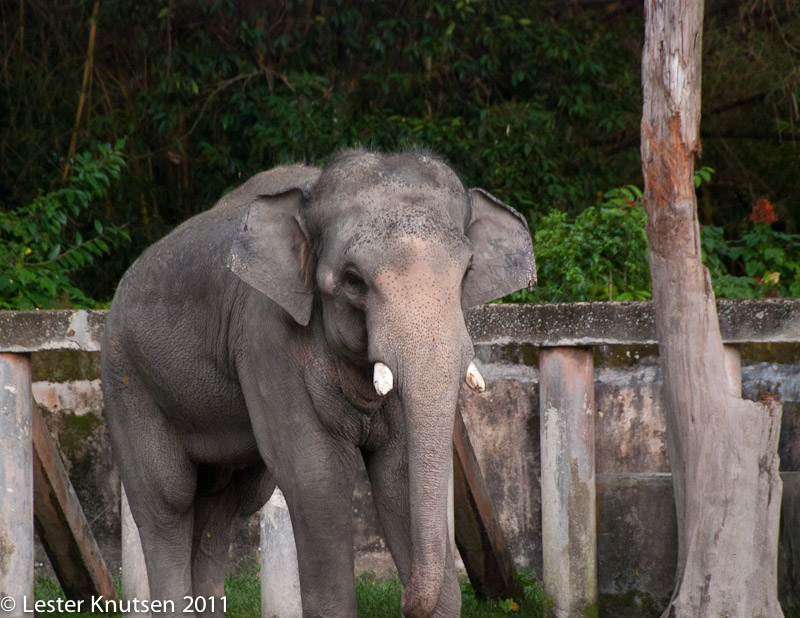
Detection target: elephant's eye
<box><xmin>342</xmin><ymin>268</ymin><xmax>367</xmax><ymax>295</ymax></box>
<box><xmin>463</xmin><ymin>257</ymin><xmax>474</xmax><ymax>280</ymax></box>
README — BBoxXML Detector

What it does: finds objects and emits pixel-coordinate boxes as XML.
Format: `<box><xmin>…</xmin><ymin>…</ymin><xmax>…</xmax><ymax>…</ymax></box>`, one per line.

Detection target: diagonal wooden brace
<box><xmin>453</xmin><ymin>407</ymin><xmax>522</xmax><ymax>600</ymax></box>
<box><xmin>32</xmin><ymin>404</ymin><xmax>118</xmax><ymax>602</ymax></box>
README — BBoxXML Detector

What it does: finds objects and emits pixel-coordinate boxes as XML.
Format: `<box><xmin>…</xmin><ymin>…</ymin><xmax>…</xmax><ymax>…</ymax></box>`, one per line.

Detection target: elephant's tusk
<box><xmin>465</xmin><ymin>361</ymin><xmax>486</xmax><ymax>393</ymax></box>
<box><xmin>373</xmin><ymin>362</ymin><xmax>394</xmax><ymax>396</ymax></box>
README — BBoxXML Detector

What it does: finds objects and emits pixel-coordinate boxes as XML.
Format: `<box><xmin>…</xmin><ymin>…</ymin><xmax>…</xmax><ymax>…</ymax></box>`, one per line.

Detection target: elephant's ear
<box><xmin>228</xmin><ymin>173</ymin><xmax>318</xmax><ymax>326</ymax></box>
<box><xmin>462</xmin><ymin>188</ymin><xmax>537</xmax><ymax>308</ymax></box>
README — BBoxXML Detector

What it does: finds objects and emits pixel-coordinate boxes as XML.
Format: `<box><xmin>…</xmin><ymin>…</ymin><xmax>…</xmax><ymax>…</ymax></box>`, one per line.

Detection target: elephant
<box><xmin>100</xmin><ymin>149</ymin><xmax>535</xmax><ymax>618</ymax></box>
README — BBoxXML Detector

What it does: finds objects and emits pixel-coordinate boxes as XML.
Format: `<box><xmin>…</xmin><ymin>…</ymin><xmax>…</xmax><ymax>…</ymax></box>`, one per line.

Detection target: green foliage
<box><xmin>701</xmin><ymin>2</ymin><xmax>800</xmax><ymax>232</ymax></box>
<box><xmin>34</xmin><ymin>574</ymin><xmax>122</xmax><ymax>618</ymax></box>
<box><xmin>0</xmin><ymin>141</ymin><xmax>129</xmax><ymax>309</ymax></box>
<box><xmin>356</xmin><ymin>572</ymin><xmax>404</xmax><ymax>616</ymax></box>
<box><xmin>460</xmin><ymin>570</ymin><xmax>544</xmax><ymax>617</ymax></box>
<box><xmin>693</xmin><ymin>166</ymin><xmax>715</xmax><ymax>188</ymax></box>
<box><xmin>356</xmin><ymin>572</ymin><xmax>544</xmax><ymax>617</ymax></box>
<box><xmin>3</xmin><ymin>1</ymin><xmax>799</xmax><ymax>304</ymax></box>
<box><xmin>2</xmin><ymin>0</ymin><xmax>645</xmax><ymax>301</ymax></box>
<box><xmin>511</xmin><ymin>172</ymin><xmax>800</xmax><ymax>303</ymax></box>
<box><xmin>224</xmin><ymin>559</ymin><xmax>261</xmax><ymax>618</ymax></box>
<box><xmin>35</xmin><ymin>570</ymin><xmax>544</xmax><ymax>618</ymax></box>
<box><xmin>702</xmin><ymin>222</ymin><xmax>800</xmax><ymax>299</ymax></box>
<box><xmin>510</xmin><ymin>185</ymin><xmax>651</xmax><ymax>303</ymax></box>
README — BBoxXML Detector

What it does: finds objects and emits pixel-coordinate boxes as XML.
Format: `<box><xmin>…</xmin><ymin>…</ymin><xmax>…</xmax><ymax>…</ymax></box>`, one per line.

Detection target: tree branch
<box><xmin>62</xmin><ymin>1</ymin><xmax>100</xmax><ymax>182</ymax></box>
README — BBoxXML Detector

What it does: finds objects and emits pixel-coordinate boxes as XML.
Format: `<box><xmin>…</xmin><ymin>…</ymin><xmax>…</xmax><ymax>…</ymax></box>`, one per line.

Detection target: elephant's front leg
<box><xmin>364</xmin><ymin>439</ymin><xmax>462</xmax><ymax>618</ymax></box>
<box><xmin>276</xmin><ymin>434</ymin><xmax>360</xmax><ymax>618</ymax></box>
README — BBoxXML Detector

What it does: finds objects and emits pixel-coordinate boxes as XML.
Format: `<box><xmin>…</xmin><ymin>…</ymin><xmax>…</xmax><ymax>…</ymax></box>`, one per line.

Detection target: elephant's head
<box><xmin>229</xmin><ymin>150</ymin><xmax>535</xmax><ymax>617</ymax></box>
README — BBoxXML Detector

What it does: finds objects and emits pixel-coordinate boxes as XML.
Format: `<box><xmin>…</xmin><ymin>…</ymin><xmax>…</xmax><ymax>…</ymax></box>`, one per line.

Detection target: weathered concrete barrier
<box><xmin>1</xmin><ymin>299</ymin><xmax>799</xmax><ymax>616</ymax></box>
<box><xmin>260</xmin><ymin>490</ymin><xmax>301</xmax><ymax>618</ymax></box>
<box><xmin>0</xmin><ymin>354</ymin><xmax>33</xmax><ymax>618</ymax></box>
<box><xmin>539</xmin><ymin>348</ymin><xmax>596</xmax><ymax>617</ymax></box>
<box><xmin>121</xmin><ymin>486</ymin><xmax>149</xmax><ymax>618</ymax></box>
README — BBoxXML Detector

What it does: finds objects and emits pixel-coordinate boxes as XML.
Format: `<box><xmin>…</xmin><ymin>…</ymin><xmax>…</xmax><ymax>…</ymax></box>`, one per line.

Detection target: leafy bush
<box><xmin>0</xmin><ymin>141</ymin><xmax>130</xmax><ymax>309</ymax></box>
<box><xmin>2</xmin><ymin>0</ymin><xmax>647</xmax><ymax>301</ymax></box>
<box><xmin>3</xmin><ymin>1</ymin><xmax>800</xmax><ymax>302</ymax></box>
<box><xmin>702</xmin><ymin>199</ymin><xmax>800</xmax><ymax>298</ymax></box>
<box><xmin>509</xmin><ymin>185</ymin><xmax>651</xmax><ymax>303</ymax></box>
<box><xmin>511</xmin><ymin>182</ymin><xmax>800</xmax><ymax>303</ymax></box>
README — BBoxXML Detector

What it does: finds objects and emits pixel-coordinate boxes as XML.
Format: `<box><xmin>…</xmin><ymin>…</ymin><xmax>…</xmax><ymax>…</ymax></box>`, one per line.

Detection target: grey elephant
<box><xmin>101</xmin><ymin>149</ymin><xmax>535</xmax><ymax>618</ymax></box>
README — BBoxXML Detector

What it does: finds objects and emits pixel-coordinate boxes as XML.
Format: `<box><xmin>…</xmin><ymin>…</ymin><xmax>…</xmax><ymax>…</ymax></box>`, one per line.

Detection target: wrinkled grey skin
<box><xmin>101</xmin><ymin>150</ymin><xmax>535</xmax><ymax>618</ymax></box>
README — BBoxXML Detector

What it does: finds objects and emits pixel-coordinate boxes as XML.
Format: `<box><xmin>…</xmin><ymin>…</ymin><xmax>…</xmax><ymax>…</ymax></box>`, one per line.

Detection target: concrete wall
<box><xmin>27</xmin><ymin>341</ymin><xmax>800</xmax><ymax>614</ymax></box>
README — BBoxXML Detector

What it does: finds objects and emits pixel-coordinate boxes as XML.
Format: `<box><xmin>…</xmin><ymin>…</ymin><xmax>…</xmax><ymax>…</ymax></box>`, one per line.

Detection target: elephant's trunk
<box><xmin>364</xmin><ymin>245</ymin><xmax>473</xmax><ymax>617</ymax></box>
<box><xmin>373</xmin><ymin>318</ymin><xmax>471</xmax><ymax>618</ymax></box>
<box><xmin>399</xmin><ymin>368</ymin><xmax>461</xmax><ymax>618</ymax></box>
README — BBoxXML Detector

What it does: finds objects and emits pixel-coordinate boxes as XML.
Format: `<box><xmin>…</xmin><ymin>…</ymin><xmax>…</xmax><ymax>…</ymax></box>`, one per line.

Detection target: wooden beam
<box><xmin>32</xmin><ymin>404</ymin><xmax>118</xmax><ymax>602</ymax></box>
<box><xmin>452</xmin><ymin>408</ymin><xmax>522</xmax><ymax>600</ymax></box>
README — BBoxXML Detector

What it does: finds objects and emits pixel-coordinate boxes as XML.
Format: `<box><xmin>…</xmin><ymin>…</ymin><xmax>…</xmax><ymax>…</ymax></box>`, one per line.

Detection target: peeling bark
<box><xmin>641</xmin><ymin>1</ymin><xmax>784</xmax><ymax>616</ymax></box>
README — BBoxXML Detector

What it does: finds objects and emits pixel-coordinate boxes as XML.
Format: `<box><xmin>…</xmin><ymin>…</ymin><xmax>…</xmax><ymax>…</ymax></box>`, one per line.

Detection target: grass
<box><xmin>33</xmin><ymin>575</ymin><xmax>121</xmax><ymax>618</ymax></box>
<box><xmin>223</xmin><ymin>560</ymin><xmax>261</xmax><ymax>618</ymax></box>
<box><xmin>458</xmin><ymin>572</ymin><xmax>544</xmax><ymax>618</ymax></box>
<box><xmin>33</xmin><ymin>563</ymin><xmax>544</xmax><ymax>617</ymax></box>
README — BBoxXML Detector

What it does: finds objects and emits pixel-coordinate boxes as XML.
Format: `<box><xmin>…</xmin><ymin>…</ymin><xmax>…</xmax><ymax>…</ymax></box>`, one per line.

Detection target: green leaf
<box><xmin>1</xmin><ymin>142</ymin><xmax>129</xmax><ymax>308</ymax></box>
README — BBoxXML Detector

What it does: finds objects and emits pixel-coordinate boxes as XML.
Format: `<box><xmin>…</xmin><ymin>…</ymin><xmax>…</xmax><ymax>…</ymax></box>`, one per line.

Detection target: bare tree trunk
<box><xmin>641</xmin><ymin>1</ymin><xmax>784</xmax><ymax>616</ymax></box>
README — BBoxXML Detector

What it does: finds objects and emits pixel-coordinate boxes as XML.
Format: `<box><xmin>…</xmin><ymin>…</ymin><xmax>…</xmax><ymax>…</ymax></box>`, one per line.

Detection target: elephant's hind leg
<box><xmin>190</xmin><ymin>462</ymin><xmax>275</xmax><ymax>618</ymax></box>
<box><xmin>104</xmin><ymin>380</ymin><xmax>198</xmax><ymax>618</ymax></box>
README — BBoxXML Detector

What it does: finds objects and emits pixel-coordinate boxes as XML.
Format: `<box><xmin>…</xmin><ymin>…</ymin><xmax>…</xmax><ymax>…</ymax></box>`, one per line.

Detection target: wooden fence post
<box><xmin>0</xmin><ymin>354</ymin><xmax>33</xmax><ymax>618</ymax></box>
<box><xmin>539</xmin><ymin>347</ymin><xmax>597</xmax><ymax>617</ymax></box>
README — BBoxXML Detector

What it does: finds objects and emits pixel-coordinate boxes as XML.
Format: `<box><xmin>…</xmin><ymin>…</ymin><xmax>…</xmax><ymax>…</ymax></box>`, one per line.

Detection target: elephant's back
<box><xmin>101</xmin><ymin>166</ymin><xmax>319</xmax><ymax>458</ymax></box>
<box><xmin>101</xmin><ymin>203</ymin><xmax>253</xmax><ymax>450</ymax></box>
<box><xmin>108</xmin><ymin>161</ymin><xmax>320</xmax><ymax>319</ymax></box>
<box><xmin>105</xmin><ymin>204</ymin><xmax>241</xmax><ymax>353</ymax></box>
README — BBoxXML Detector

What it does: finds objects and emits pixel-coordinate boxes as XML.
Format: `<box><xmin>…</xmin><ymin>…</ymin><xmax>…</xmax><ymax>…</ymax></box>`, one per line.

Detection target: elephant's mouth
<box><xmin>371</xmin><ymin>360</ymin><xmax>485</xmax><ymax>396</ymax></box>
<box><xmin>331</xmin><ymin>357</ymin><xmax>387</xmax><ymax>413</ymax></box>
